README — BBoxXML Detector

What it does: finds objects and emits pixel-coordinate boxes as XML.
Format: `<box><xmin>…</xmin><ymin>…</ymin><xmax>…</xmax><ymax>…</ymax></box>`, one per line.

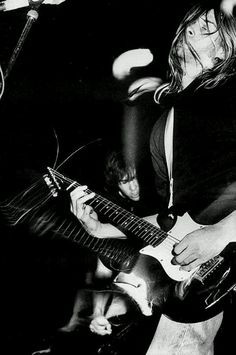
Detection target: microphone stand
<box><xmin>4</xmin><ymin>0</ymin><xmax>44</xmax><ymax>79</ymax></box>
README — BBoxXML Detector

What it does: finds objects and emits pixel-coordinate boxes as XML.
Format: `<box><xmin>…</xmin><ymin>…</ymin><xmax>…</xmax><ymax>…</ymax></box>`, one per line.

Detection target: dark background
<box><xmin>0</xmin><ymin>0</ymin><xmax>192</xmax><ymax>196</ymax></box>
<box><xmin>0</xmin><ymin>1</ymin><xmax>233</xmax><ymax>354</ymax></box>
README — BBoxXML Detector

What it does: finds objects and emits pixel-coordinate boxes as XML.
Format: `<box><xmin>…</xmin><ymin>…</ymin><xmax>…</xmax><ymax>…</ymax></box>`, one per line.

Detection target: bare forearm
<box><xmin>216</xmin><ymin>209</ymin><xmax>236</xmax><ymax>245</ymax></box>
<box><xmin>93</xmin><ymin>213</ymin><xmax>159</xmax><ymax>238</ymax></box>
<box><xmin>90</xmin><ymin>221</ymin><xmax>126</xmax><ymax>239</ymax></box>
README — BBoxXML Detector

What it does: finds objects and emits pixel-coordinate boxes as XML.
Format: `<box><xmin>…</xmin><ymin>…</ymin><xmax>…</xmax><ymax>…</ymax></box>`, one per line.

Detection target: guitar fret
<box><xmin>129</xmin><ymin>220</ymin><xmax>158</xmax><ymax>243</ymax></box>
<box><xmin>130</xmin><ymin>221</ymin><xmax>148</xmax><ymax>234</ymax></box>
<box><xmin>150</xmin><ymin>234</ymin><xmax>163</xmax><ymax>247</ymax></box>
<box><xmin>54</xmin><ymin>218</ymin><xmax>70</xmax><ymax>237</ymax></box>
<box><xmin>98</xmin><ymin>201</ymin><xmax>113</xmax><ymax>212</ymax></box>
<box><xmin>104</xmin><ymin>245</ymin><xmax>122</xmax><ymax>260</ymax></box>
<box><xmin>67</xmin><ymin>224</ymin><xmax>81</xmax><ymax>242</ymax></box>
<box><xmin>111</xmin><ymin>211</ymin><xmax>128</xmax><ymax>222</ymax></box>
<box><xmin>138</xmin><ymin>231</ymin><xmax>156</xmax><ymax>245</ymax></box>
<box><xmin>91</xmin><ymin>198</ymin><xmax>104</xmax><ymax>209</ymax></box>
<box><xmin>89</xmin><ymin>192</ymin><xmax>167</xmax><ymax>246</ymax></box>
<box><xmin>65</xmin><ymin>222</ymin><xmax>87</xmax><ymax>244</ymax></box>
<box><xmin>60</xmin><ymin>220</ymin><xmax>74</xmax><ymax>236</ymax></box>
<box><xmin>119</xmin><ymin>216</ymin><xmax>136</xmax><ymax>228</ymax></box>
<box><xmin>54</xmin><ymin>215</ymin><xmax>135</xmax><ymax>261</ymax></box>
<box><xmin>90</xmin><ymin>235</ymin><xmax>105</xmax><ymax>250</ymax></box>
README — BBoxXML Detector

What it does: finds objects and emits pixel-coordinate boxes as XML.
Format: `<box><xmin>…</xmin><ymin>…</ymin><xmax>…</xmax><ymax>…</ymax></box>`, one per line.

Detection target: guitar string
<box><xmin>0</xmin><ymin>173</ymin><xmax>65</xmax><ymax>229</ymax></box>
<box><xmin>0</xmin><ymin>169</ymin><xmax>221</xmax><ymax>284</ymax></box>
<box><xmin>50</xmin><ymin>169</ymin><xmax>181</xmax><ymax>248</ymax></box>
<box><xmin>2</xmin><ymin>169</ymin><xmax>208</xmax><ymax>284</ymax></box>
<box><xmin>0</xmin><ymin>179</ymin><xmax>52</xmax><ymax>224</ymax></box>
<box><xmin>0</xmin><ymin>169</ymin><xmax>175</xmax><ymax>260</ymax></box>
<box><xmin>0</xmin><ymin>137</ymin><xmax>102</xmax><ymax>223</ymax></box>
<box><xmin>34</xmin><ymin>189</ymin><xmax>138</xmax><ymax>263</ymax></box>
<box><xmin>51</xmin><ymin>170</ymin><xmax>176</xmax><ymax>253</ymax></box>
<box><xmin>2</xmin><ymin>168</ymin><xmax>177</xmax><ymax>256</ymax></box>
<box><xmin>52</xmin><ymin>215</ymin><xmax>138</xmax><ymax>265</ymax></box>
<box><xmin>56</xmin><ymin>170</ymin><xmax>178</xmax><ymax>250</ymax></box>
<box><xmin>55</xmin><ymin>138</ymin><xmax>102</xmax><ymax>170</ymax></box>
<box><xmin>0</xmin><ymin>175</ymin><xmax>135</xmax><ymax>264</ymax></box>
<box><xmin>51</xmin><ymin>169</ymin><xmax>180</xmax><ymax>250</ymax></box>
<box><xmin>68</xmin><ymin>217</ymin><xmax>137</xmax><ymax>262</ymax></box>
<box><xmin>4</xmin><ymin>170</ymin><xmax>222</xmax><ymax>276</ymax></box>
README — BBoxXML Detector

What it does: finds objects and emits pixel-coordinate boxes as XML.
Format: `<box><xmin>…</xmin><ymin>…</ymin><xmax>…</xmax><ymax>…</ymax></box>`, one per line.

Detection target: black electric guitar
<box><xmin>2</xmin><ymin>167</ymin><xmax>236</xmax><ymax>323</ymax></box>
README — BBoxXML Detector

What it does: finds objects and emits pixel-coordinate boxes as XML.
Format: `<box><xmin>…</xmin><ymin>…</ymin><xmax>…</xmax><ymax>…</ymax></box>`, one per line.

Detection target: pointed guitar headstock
<box><xmin>44</xmin><ymin>167</ymin><xmax>78</xmax><ymax>197</ymax></box>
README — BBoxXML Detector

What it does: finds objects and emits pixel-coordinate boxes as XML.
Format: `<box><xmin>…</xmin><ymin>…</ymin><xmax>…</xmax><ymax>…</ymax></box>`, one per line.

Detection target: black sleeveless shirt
<box><xmin>150</xmin><ymin>75</ymin><xmax>236</xmax><ymax>223</ymax></box>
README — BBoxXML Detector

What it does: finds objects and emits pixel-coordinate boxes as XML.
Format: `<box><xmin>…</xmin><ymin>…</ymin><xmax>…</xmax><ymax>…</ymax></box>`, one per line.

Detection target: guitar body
<box><xmin>112</xmin><ymin>244</ymin><xmax>236</xmax><ymax>322</ymax></box>
<box><xmin>108</xmin><ymin>213</ymin><xmax>236</xmax><ymax>322</ymax></box>
<box><xmin>113</xmin><ymin>252</ymin><xmax>173</xmax><ymax>316</ymax></box>
<box><xmin>163</xmin><ymin>251</ymin><xmax>236</xmax><ymax>322</ymax></box>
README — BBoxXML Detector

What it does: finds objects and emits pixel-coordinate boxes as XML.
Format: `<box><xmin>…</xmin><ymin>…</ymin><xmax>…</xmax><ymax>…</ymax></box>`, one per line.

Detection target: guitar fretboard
<box><xmin>46</xmin><ymin>210</ymin><xmax>139</xmax><ymax>268</ymax></box>
<box><xmin>48</xmin><ymin>167</ymin><xmax>168</xmax><ymax>248</ymax></box>
<box><xmin>89</xmin><ymin>195</ymin><xmax>166</xmax><ymax>247</ymax></box>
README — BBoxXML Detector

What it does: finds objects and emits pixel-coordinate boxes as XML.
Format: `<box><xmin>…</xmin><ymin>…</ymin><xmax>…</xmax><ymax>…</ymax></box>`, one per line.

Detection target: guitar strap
<box><xmin>164</xmin><ymin>107</ymin><xmax>174</xmax><ymax>209</ymax></box>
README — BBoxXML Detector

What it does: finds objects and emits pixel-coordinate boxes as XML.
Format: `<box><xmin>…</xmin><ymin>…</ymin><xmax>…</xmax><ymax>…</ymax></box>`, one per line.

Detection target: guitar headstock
<box><xmin>43</xmin><ymin>167</ymin><xmax>61</xmax><ymax>197</ymax></box>
<box><xmin>44</xmin><ymin>167</ymin><xmax>77</xmax><ymax>197</ymax></box>
<box><xmin>0</xmin><ymin>167</ymin><xmax>62</xmax><ymax>227</ymax></box>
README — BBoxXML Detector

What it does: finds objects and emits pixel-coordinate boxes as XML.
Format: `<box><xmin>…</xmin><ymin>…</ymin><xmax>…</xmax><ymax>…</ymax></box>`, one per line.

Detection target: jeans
<box><xmin>146</xmin><ymin>312</ymin><xmax>223</xmax><ymax>355</ymax></box>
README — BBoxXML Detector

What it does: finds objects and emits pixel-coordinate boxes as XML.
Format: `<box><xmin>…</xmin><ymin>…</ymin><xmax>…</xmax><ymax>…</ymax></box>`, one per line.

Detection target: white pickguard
<box><xmin>140</xmin><ymin>213</ymin><xmax>204</xmax><ymax>281</ymax></box>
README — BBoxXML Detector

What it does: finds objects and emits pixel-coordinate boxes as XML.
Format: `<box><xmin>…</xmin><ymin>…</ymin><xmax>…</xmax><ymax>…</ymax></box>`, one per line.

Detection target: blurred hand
<box><xmin>90</xmin><ymin>316</ymin><xmax>112</xmax><ymax>336</ymax></box>
<box><xmin>221</xmin><ymin>0</ymin><xmax>236</xmax><ymax>14</ymax></box>
<box><xmin>112</xmin><ymin>48</ymin><xmax>154</xmax><ymax>80</ymax></box>
<box><xmin>128</xmin><ymin>76</ymin><xmax>163</xmax><ymax>101</ymax></box>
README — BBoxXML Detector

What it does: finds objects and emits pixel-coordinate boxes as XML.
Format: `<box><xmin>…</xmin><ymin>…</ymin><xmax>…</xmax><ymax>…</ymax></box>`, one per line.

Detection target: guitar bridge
<box><xmin>195</xmin><ymin>256</ymin><xmax>224</xmax><ymax>283</ymax></box>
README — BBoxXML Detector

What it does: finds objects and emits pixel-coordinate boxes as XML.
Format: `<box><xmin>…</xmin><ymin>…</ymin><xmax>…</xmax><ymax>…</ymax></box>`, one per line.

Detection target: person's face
<box><xmin>178</xmin><ymin>10</ymin><xmax>224</xmax><ymax>72</ymax></box>
<box><xmin>118</xmin><ymin>171</ymin><xmax>140</xmax><ymax>201</ymax></box>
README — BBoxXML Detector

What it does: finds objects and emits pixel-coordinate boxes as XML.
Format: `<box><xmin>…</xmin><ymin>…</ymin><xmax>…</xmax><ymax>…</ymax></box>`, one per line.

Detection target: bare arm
<box><xmin>70</xmin><ymin>186</ymin><xmax>158</xmax><ymax>238</ymax></box>
<box><xmin>70</xmin><ymin>186</ymin><xmax>126</xmax><ymax>238</ymax></box>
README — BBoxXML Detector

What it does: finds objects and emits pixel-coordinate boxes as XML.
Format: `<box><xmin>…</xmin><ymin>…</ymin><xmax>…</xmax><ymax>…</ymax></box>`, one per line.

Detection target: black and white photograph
<box><xmin>1</xmin><ymin>0</ymin><xmax>236</xmax><ymax>354</ymax></box>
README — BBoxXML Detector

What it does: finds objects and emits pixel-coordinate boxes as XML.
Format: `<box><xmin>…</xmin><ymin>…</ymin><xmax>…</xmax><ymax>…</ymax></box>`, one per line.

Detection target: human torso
<box><xmin>150</xmin><ymin>76</ymin><xmax>236</xmax><ymax>223</ymax></box>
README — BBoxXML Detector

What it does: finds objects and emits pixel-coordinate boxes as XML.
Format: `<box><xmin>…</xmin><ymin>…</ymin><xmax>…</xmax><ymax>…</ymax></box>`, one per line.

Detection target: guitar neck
<box><xmin>45</xmin><ymin>209</ymin><xmax>139</xmax><ymax>266</ymax></box>
<box><xmin>88</xmin><ymin>194</ymin><xmax>165</xmax><ymax>247</ymax></box>
<box><xmin>47</xmin><ymin>167</ymin><xmax>167</xmax><ymax>248</ymax></box>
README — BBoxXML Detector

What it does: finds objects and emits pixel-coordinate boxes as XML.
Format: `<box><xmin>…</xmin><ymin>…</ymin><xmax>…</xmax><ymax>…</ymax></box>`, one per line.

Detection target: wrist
<box><xmin>219</xmin><ymin>210</ymin><xmax>236</xmax><ymax>244</ymax></box>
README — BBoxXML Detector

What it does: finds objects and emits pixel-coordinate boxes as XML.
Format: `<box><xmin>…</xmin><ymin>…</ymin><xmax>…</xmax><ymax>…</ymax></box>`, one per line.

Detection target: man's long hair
<box><xmin>168</xmin><ymin>3</ymin><xmax>236</xmax><ymax>93</ymax></box>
